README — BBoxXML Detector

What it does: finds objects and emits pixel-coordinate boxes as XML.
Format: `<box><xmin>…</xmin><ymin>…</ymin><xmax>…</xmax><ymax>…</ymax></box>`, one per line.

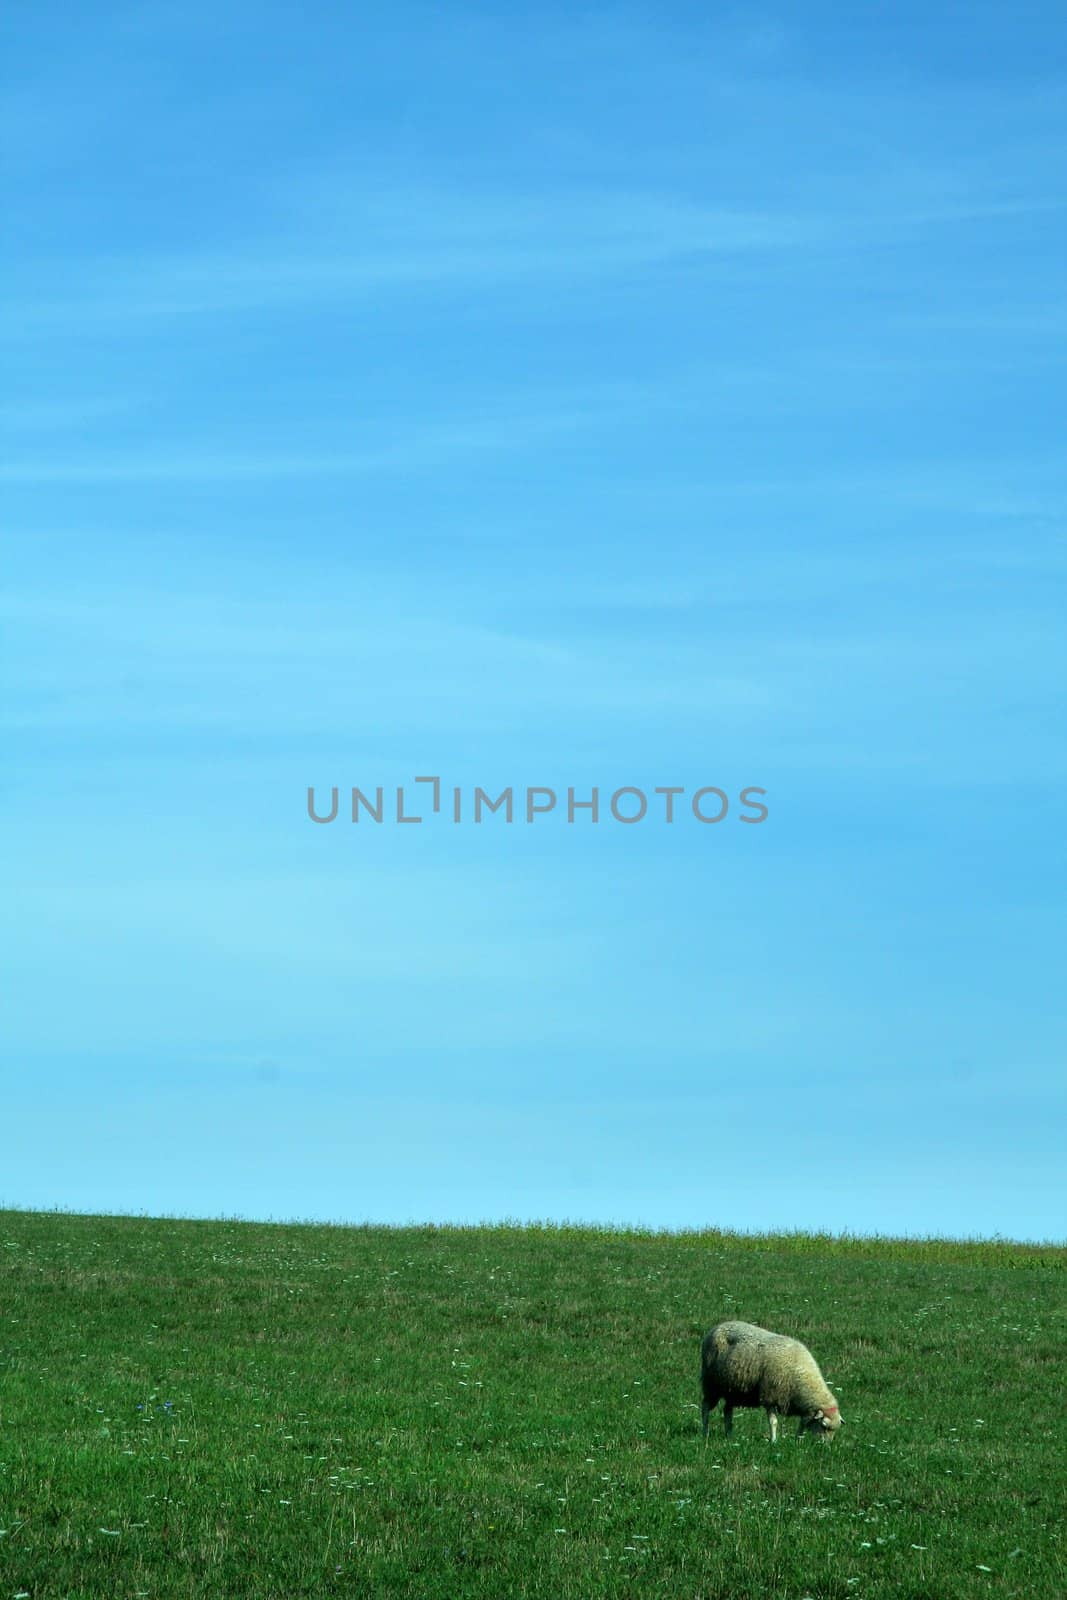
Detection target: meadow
<box><xmin>1</xmin><ymin>1210</ymin><xmax>1063</xmax><ymax>1599</ymax></box>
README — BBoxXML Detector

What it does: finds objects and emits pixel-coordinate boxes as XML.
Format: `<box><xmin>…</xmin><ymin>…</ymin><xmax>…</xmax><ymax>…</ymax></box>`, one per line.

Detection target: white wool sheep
<box><xmin>700</xmin><ymin>1319</ymin><xmax>843</xmax><ymax>1443</ymax></box>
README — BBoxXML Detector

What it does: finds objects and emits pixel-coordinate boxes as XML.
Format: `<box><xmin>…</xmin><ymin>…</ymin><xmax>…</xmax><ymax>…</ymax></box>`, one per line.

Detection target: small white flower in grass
<box><xmin>98</xmin><ymin>1529</ymin><xmax>121</xmax><ymax>1537</ymax></box>
<box><xmin>554</xmin><ymin>1528</ymin><xmax>567</xmax><ymax>1535</ymax></box>
<box><xmin>977</xmin><ymin>1566</ymin><xmax>992</xmax><ymax>1573</ymax></box>
<box><xmin>911</xmin><ymin>1545</ymin><xmax>927</xmax><ymax>1551</ymax></box>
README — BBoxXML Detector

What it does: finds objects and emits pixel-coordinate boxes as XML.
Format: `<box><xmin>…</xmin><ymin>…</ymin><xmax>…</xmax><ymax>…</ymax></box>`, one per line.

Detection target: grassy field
<box><xmin>0</xmin><ymin>1211</ymin><xmax>1063</xmax><ymax>1599</ymax></box>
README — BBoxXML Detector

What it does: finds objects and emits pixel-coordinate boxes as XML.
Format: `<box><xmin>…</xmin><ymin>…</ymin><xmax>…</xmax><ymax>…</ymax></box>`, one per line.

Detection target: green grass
<box><xmin>1</xmin><ymin>1211</ymin><xmax>1063</xmax><ymax>1599</ymax></box>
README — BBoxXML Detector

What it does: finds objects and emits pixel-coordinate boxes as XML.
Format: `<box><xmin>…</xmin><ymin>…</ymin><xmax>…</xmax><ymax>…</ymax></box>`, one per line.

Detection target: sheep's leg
<box><xmin>702</xmin><ymin>1390</ymin><xmax>721</xmax><ymax>1442</ymax></box>
<box><xmin>722</xmin><ymin>1404</ymin><xmax>734</xmax><ymax>1437</ymax></box>
<box><xmin>766</xmin><ymin>1408</ymin><xmax>779</xmax><ymax>1444</ymax></box>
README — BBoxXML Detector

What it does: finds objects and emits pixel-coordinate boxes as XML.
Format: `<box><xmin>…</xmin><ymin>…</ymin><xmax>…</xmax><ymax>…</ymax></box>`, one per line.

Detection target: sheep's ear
<box><xmin>813</xmin><ymin>1409</ymin><xmax>824</xmax><ymax>1420</ymax></box>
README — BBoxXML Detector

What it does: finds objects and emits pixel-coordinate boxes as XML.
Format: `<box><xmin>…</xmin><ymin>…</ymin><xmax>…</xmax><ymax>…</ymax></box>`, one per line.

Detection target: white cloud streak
<box><xmin>4</xmin><ymin>188</ymin><xmax>1059</xmax><ymax>337</ymax></box>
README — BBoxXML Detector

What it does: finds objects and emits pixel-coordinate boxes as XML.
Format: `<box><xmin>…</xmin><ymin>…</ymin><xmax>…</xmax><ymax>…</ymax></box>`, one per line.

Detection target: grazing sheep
<box><xmin>700</xmin><ymin>1319</ymin><xmax>842</xmax><ymax>1443</ymax></box>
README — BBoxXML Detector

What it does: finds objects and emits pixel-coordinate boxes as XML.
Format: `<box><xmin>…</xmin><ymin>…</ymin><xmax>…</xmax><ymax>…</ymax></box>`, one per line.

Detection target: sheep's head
<box><xmin>802</xmin><ymin>1405</ymin><xmax>842</xmax><ymax>1439</ymax></box>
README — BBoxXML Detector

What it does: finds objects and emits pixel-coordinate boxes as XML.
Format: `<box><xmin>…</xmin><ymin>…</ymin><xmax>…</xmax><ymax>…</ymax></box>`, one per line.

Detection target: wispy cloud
<box><xmin>5</xmin><ymin>184</ymin><xmax>1059</xmax><ymax>338</ymax></box>
<box><xmin>0</xmin><ymin>398</ymin><xmax>629</xmax><ymax>483</ymax></box>
<box><xmin>893</xmin><ymin>305</ymin><xmax>1067</xmax><ymax>337</ymax></box>
<box><xmin>0</xmin><ymin>396</ymin><xmax>139</xmax><ymax>434</ymax></box>
<box><xmin>1</xmin><ymin>199</ymin><xmax>814</xmax><ymax>334</ymax></box>
<box><xmin>5</xmin><ymin>547</ymin><xmax>1063</xmax><ymax>786</ymax></box>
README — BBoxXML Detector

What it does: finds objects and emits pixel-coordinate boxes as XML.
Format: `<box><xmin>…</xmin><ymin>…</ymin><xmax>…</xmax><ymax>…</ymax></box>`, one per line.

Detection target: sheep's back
<box><xmin>703</xmin><ymin>1320</ymin><xmax>781</xmax><ymax>1399</ymax></box>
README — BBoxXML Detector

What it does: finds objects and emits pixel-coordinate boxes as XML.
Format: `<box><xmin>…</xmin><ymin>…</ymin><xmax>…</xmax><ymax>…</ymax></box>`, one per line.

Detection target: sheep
<box><xmin>700</xmin><ymin>1319</ymin><xmax>842</xmax><ymax>1443</ymax></box>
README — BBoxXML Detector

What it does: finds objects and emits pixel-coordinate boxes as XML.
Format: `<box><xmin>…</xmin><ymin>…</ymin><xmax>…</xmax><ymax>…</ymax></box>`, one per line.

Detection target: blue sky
<box><xmin>3</xmin><ymin>3</ymin><xmax>1065</xmax><ymax>1239</ymax></box>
